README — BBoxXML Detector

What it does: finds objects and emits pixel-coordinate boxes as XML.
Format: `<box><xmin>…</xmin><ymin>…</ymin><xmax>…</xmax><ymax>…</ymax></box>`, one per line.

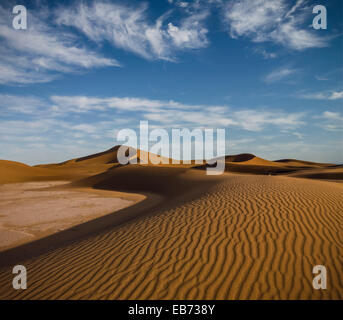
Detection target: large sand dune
<box><xmin>0</xmin><ymin>146</ymin><xmax>342</xmax><ymax>299</ymax></box>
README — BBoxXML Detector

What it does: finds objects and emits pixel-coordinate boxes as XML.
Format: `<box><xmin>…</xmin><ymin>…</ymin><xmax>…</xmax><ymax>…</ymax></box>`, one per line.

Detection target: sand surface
<box><xmin>0</xmin><ymin>181</ymin><xmax>140</xmax><ymax>250</ymax></box>
<box><xmin>0</xmin><ymin>147</ymin><xmax>342</xmax><ymax>299</ymax></box>
<box><xmin>0</xmin><ymin>173</ymin><xmax>342</xmax><ymax>299</ymax></box>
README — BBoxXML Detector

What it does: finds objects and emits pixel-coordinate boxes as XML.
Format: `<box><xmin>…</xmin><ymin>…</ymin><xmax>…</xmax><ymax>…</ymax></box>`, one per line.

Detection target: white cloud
<box><xmin>5</xmin><ymin>93</ymin><xmax>336</xmax><ymax>164</ymax></box>
<box><xmin>263</xmin><ymin>67</ymin><xmax>298</xmax><ymax>83</ymax></box>
<box><xmin>48</xmin><ymin>95</ymin><xmax>306</xmax><ymax>132</ymax></box>
<box><xmin>322</xmin><ymin>111</ymin><xmax>341</xmax><ymax>120</ymax></box>
<box><xmin>73</xmin><ymin>124</ymin><xmax>97</xmax><ymax>133</ymax></box>
<box><xmin>315</xmin><ymin>75</ymin><xmax>329</xmax><ymax>81</ymax></box>
<box><xmin>225</xmin><ymin>0</ymin><xmax>285</xmax><ymax>38</ymax></box>
<box><xmin>298</xmin><ymin>90</ymin><xmax>343</xmax><ymax>100</ymax></box>
<box><xmin>315</xmin><ymin>111</ymin><xmax>343</xmax><ymax>131</ymax></box>
<box><xmin>253</xmin><ymin>48</ymin><xmax>277</xmax><ymax>59</ymax></box>
<box><xmin>0</xmin><ymin>5</ymin><xmax>118</xmax><ymax>85</ymax></box>
<box><xmin>177</xmin><ymin>2</ymin><xmax>189</xmax><ymax>8</ymax></box>
<box><xmin>0</xmin><ymin>25</ymin><xmax>117</xmax><ymax>69</ymax></box>
<box><xmin>0</xmin><ymin>94</ymin><xmax>46</xmax><ymax>114</ymax></box>
<box><xmin>330</xmin><ymin>91</ymin><xmax>343</xmax><ymax>100</ymax></box>
<box><xmin>0</xmin><ymin>94</ymin><xmax>307</xmax><ymax>134</ymax></box>
<box><xmin>228</xmin><ymin>138</ymin><xmax>255</xmax><ymax>148</ymax></box>
<box><xmin>293</xmin><ymin>131</ymin><xmax>305</xmax><ymax>139</ymax></box>
<box><xmin>223</xmin><ymin>0</ymin><xmax>327</xmax><ymax>50</ymax></box>
<box><xmin>56</xmin><ymin>1</ymin><xmax>209</xmax><ymax>61</ymax></box>
<box><xmin>0</xmin><ymin>119</ymin><xmax>67</xmax><ymax>136</ymax></box>
<box><xmin>50</xmin><ymin>95</ymin><xmax>200</xmax><ymax>113</ymax></box>
<box><xmin>0</xmin><ymin>61</ymin><xmax>55</xmax><ymax>85</ymax></box>
<box><xmin>232</xmin><ymin>110</ymin><xmax>305</xmax><ymax>131</ymax></box>
<box><xmin>167</xmin><ymin>12</ymin><xmax>208</xmax><ymax>49</ymax></box>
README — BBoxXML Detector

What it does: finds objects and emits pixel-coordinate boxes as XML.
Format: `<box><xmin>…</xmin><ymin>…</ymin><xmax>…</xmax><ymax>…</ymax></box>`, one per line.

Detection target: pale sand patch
<box><xmin>0</xmin><ymin>181</ymin><xmax>142</xmax><ymax>250</ymax></box>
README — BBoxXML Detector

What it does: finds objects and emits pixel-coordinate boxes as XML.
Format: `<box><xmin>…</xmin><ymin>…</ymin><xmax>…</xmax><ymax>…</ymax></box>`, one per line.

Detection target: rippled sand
<box><xmin>0</xmin><ymin>174</ymin><xmax>342</xmax><ymax>299</ymax></box>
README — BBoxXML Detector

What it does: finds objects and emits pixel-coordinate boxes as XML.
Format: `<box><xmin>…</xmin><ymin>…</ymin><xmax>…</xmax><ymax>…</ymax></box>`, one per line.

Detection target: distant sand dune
<box><xmin>274</xmin><ymin>159</ymin><xmax>335</xmax><ymax>168</ymax></box>
<box><xmin>287</xmin><ymin>167</ymin><xmax>343</xmax><ymax>181</ymax></box>
<box><xmin>0</xmin><ymin>173</ymin><xmax>342</xmax><ymax>299</ymax></box>
<box><xmin>0</xmin><ymin>160</ymin><xmax>53</xmax><ymax>184</ymax></box>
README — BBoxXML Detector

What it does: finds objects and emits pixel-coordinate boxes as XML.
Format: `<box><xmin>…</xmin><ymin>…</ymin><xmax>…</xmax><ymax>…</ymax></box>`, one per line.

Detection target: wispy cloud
<box><xmin>253</xmin><ymin>47</ymin><xmax>277</xmax><ymax>59</ymax></box>
<box><xmin>49</xmin><ymin>95</ymin><xmax>202</xmax><ymax>113</ymax></box>
<box><xmin>263</xmin><ymin>67</ymin><xmax>299</xmax><ymax>83</ymax></box>
<box><xmin>5</xmin><ymin>93</ymin><xmax>339</xmax><ymax>164</ymax></box>
<box><xmin>0</xmin><ymin>94</ymin><xmax>46</xmax><ymax>114</ymax></box>
<box><xmin>315</xmin><ymin>111</ymin><xmax>343</xmax><ymax>131</ymax></box>
<box><xmin>298</xmin><ymin>90</ymin><xmax>343</xmax><ymax>100</ymax></box>
<box><xmin>0</xmin><ymin>1</ymin><xmax>211</xmax><ymax>85</ymax></box>
<box><xmin>315</xmin><ymin>75</ymin><xmax>329</xmax><ymax>81</ymax></box>
<box><xmin>2</xmin><ymin>94</ymin><xmax>306</xmax><ymax>133</ymax></box>
<box><xmin>0</xmin><ymin>5</ymin><xmax>118</xmax><ymax>85</ymax></box>
<box><xmin>56</xmin><ymin>1</ymin><xmax>209</xmax><ymax>61</ymax></box>
<box><xmin>223</xmin><ymin>0</ymin><xmax>328</xmax><ymax>50</ymax></box>
<box><xmin>232</xmin><ymin>109</ymin><xmax>305</xmax><ymax>131</ymax></box>
<box><xmin>0</xmin><ymin>94</ymin><xmax>310</xmax><ymax>164</ymax></box>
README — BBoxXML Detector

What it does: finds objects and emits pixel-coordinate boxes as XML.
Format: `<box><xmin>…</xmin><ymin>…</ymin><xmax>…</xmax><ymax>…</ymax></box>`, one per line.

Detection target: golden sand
<box><xmin>0</xmin><ymin>146</ymin><xmax>342</xmax><ymax>299</ymax></box>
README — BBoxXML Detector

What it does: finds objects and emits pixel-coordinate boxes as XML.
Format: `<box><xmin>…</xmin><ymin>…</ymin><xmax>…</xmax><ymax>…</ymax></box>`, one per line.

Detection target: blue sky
<box><xmin>0</xmin><ymin>0</ymin><xmax>342</xmax><ymax>164</ymax></box>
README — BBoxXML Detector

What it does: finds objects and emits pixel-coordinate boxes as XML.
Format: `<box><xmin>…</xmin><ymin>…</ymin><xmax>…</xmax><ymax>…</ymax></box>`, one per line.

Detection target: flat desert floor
<box><xmin>0</xmin><ymin>181</ymin><xmax>142</xmax><ymax>250</ymax></box>
<box><xmin>0</xmin><ymin>147</ymin><xmax>342</xmax><ymax>299</ymax></box>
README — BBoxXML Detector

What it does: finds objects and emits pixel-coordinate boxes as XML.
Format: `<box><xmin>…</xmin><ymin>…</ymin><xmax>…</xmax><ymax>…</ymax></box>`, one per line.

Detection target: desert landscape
<box><xmin>0</xmin><ymin>145</ymin><xmax>342</xmax><ymax>299</ymax></box>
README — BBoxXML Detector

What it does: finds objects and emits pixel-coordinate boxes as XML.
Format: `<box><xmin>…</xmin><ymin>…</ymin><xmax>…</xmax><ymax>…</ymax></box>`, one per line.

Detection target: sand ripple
<box><xmin>0</xmin><ymin>175</ymin><xmax>342</xmax><ymax>299</ymax></box>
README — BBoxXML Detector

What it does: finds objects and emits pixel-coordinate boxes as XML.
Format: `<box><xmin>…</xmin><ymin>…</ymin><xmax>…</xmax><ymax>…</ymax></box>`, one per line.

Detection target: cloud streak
<box><xmin>298</xmin><ymin>90</ymin><xmax>343</xmax><ymax>100</ymax></box>
<box><xmin>315</xmin><ymin>111</ymin><xmax>343</xmax><ymax>131</ymax></box>
<box><xmin>2</xmin><ymin>94</ymin><xmax>307</xmax><ymax>132</ymax></box>
<box><xmin>0</xmin><ymin>5</ymin><xmax>118</xmax><ymax>85</ymax></box>
<box><xmin>223</xmin><ymin>0</ymin><xmax>327</xmax><ymax>50</ymax></box>
<box><xmin>56</xmin><ymin>1</ymin><xmax>209</xmax><ymax>61</ymax></box>
<box><xmin>263</xmin><ymin>67</ymin><xmax>299</xmax><ymax>83</ymax></box>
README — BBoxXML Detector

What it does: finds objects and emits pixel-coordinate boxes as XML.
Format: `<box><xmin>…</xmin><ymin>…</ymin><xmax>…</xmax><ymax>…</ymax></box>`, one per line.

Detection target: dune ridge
<box><xmin>2</xmin><ymin>146</ymin><xmax>342</xmax><ymax>184</ymax></box>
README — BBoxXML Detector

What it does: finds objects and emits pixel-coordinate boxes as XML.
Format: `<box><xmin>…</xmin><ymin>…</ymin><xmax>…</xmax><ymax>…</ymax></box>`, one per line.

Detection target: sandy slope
<box><xmin>220</xmin><ymin>154</ymin><xmax>342</xmax><ymax>176</ymax></box>
<box><xmin>0</xmin><ymin>147</ymin><xmax>342</xmax><ymax>299</ymax></box>
<box><xmin>274</xmin><ymin>159</ymin><xmax>334</xmax><ymax>167</ymax></box>
<box><xmin>0</xmin><ymin>172</ymin><xmax>342</xmax><ymax>299</ymax></box>
<box><xmin>0</xmin><ymin>160</ymin><xmax>54</xmax><ymax>184</ymax></box>
<box><xmin>287</xmin><ymin>167</ymin><xmax>343</xmax><ymax>181</ymax></box>
<box><xmin>0</xmin><ymin>146</ymin><xmax>130</xmax><ymax>184</ymax></box>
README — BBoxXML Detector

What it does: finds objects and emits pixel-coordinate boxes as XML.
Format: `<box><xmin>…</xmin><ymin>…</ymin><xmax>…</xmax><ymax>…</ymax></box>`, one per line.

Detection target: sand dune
<box><xmin>37</xmin><ymin>145</ymin><xmax>171</xmax><ymax>168</ymax></box>
<box><xmin>274</xmin><ymin>159</ymin><xmax>334</xmax><ymax>168</ymax></box>
<box><xmin>0</xmin><ymin>173</ymin><xmax>342</xmax><ymax>299</ymax></box>
<box><xmin>0</xmin><ymin>160</ymin><xmax>53</xmax><ymax>184</ymax></box>
<box><xmin>0</xmin><ymin>146</ymin><xmax>342</xmax><ymax>299</ymax></box>
<box><xmin>1</xmin><ymin>146</ymin><xmax>134</xmax><ymax>184</ymax></box>
<box><xmin>226</xmin><ymin>153</ymin><xmax>282</xmax><ymax>166</ymax></box>
<box><xmin>218</xmin><ymin>154</ymin><xmax>341</xmax><ymax>177</ymax></box>
<box><xmin>287</xmin><ymin>167</ymin><xmax>343</xmax><ymax>181</ymax></box>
